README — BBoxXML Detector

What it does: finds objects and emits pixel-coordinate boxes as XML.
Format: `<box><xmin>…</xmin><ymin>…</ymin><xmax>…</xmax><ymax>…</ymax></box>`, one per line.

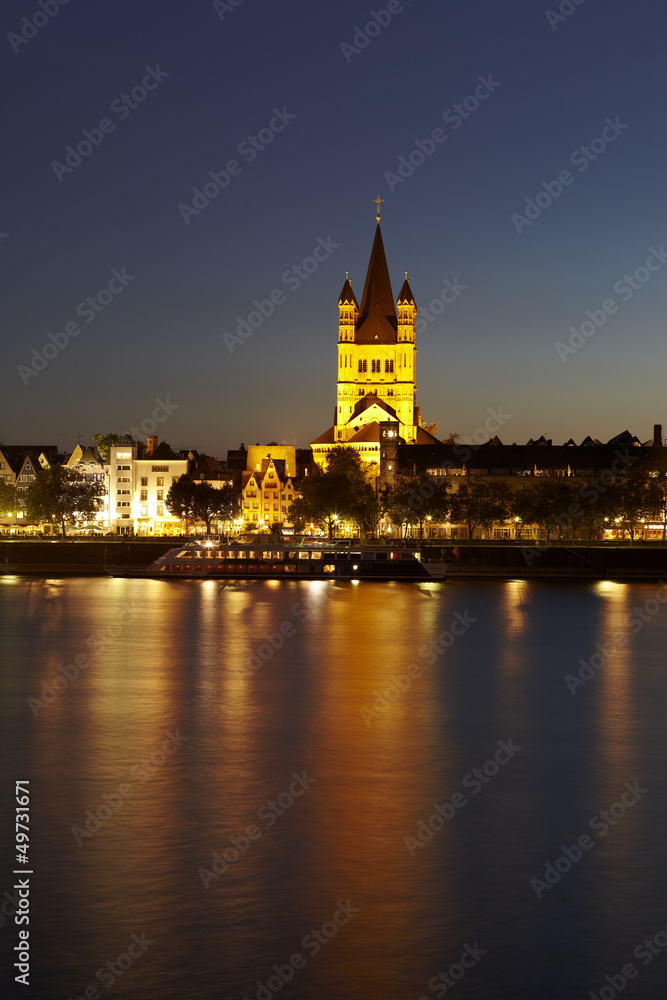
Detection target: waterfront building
<box><xmin>311</xmin><ymin>210</ymin><xmax>439</xmax><ymax>472</ymax></box>
<box><xmin>241</xmin><ymin>453</ymin><xmax>297</xmax><ymax>530</ymax></box>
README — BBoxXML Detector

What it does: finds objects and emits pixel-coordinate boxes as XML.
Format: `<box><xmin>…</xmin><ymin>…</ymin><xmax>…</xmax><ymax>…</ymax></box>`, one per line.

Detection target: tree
<box><xmin>0</xmin><ymin>480</ymin><xmax>18</xmax><ymax>517</ymax></box>
<box><xmin>165</xmin><ymin>475</ymin><xmax>197</xmax><ymax>531</ymax></box>
<box><xmin>287</xmin><ymin>448</ymin><xmax>370</xmax><ymax>538</ymax></box>
<box><xmin>191</xmin><ymin>481</ymin><xmax>237</xmax><ymax>533</ymax></box>
<box><xmin>512</xmin><ymin>479</ymin><xmax>579</xmax><ymax>541</ymax></box>
<box><xmin>608</xmin><ymin>468</ymin><xmax>655</xmax><ymax>542</ymax></box>
<box><xmin>449</xmin><ymin>477</ymin><xmax>511</xmax><ymax>541</ymax></box>
<box><xmin>383</xmin><ymin>474</ymin><xmax>450</xmax><ymax>538</ymax></box>
<box><xmin>166</xmin><ymin>476</ymin><xmax>237</xmax><ymax>533</ymax></box>
<box><xmin>92</xmin><ymin>433</ymin><xmax>122</xmax><ymax>462</ymax></box>
<box><xmin>24</xmin><ymin>467</ymin><xmax>104</xmax><ymax>537</ymax></box>
<box><xmin>645</xmin><ymin>471</ymin><xmax>667</xmax><ymax>540</ymax></box>
<box><xmin>421</xmin><ymin>421</ymin><xmax>439</xmax><ymax>436</ymax></box>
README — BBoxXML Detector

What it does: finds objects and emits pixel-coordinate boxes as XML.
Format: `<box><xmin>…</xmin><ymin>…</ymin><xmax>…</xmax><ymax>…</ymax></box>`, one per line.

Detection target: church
<box><xmin>310</xmin><ymin>206</ymin><xmax>439</xmax><ymax>471</ymax></box>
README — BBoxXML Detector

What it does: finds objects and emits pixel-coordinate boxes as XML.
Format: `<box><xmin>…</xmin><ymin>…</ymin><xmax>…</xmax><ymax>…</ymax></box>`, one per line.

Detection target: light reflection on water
<box><xmin>1</xmin><ymin>577</ymin><xmax>667</xmax><ymax>999</ymax></box>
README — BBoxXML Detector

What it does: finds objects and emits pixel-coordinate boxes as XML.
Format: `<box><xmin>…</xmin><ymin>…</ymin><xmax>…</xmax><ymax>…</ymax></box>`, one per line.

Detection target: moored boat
<box><xmin>111</xmin><ymin>535</ymin><xmax>448</xmax><ymax>581</ymax></box>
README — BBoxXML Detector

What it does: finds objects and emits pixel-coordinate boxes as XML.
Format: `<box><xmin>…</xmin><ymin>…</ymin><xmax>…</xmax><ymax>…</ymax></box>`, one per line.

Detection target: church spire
<box><xmin>355</xmin><ymin>221</ymin><xmax>397</xmax><ymax>343</ymax></box>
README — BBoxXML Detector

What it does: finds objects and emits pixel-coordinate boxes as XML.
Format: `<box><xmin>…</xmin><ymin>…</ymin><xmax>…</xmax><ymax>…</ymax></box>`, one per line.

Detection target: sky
<box><xmin>1</xmin><ymin>0</ymin><xmax>666</xmax><ymax>458</ymax></box>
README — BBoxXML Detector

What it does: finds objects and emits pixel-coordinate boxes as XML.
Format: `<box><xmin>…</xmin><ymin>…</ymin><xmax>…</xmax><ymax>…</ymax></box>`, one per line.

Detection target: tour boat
<box><xmin>126</xmin><ymin>535</ymin><xmax>449</xmax><ymax>581</ymax></box>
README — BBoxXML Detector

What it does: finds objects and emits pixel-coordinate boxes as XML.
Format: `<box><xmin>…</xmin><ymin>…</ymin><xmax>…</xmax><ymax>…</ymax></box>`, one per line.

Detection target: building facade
<box><xmin>311</xmin><ymin>218</ymin><xmax>438</xmax><ymax>471</ymax></box>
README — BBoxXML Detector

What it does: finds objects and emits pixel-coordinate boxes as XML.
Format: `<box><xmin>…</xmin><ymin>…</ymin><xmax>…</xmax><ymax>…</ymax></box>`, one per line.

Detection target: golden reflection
<box><xmin>594</xmin><ymin>582</ymin><xmax>636</xmax><ymax>776</ymax></box>
<box><xmin>295</xmin><ymin>583</ymin><xmax>460</xmax><ymax>993</ymax></box>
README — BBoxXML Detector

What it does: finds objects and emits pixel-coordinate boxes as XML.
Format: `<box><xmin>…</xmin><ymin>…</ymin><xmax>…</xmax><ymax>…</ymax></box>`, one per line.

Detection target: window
<box><xmin>152</xmin><ymin>466</ymin><xmax>169</xmax><ymax>472</ymax></box>
<box><xmin>117</xmin><ymin>477</ymin><xmax>131</xmax><ymax>483</ymax></box>
<box><xmin>141</xmin><ymin>477</ymin><xmax>148</xmax><ymax>486</ymax></box>
<box><xmin>157</xmin><ymin>504</ymin><xmax>164</xmax><ymax>516</ymax></box>
<box><xmin>117</xmin><ymin>501</ymin><xmax>130</xmax><ymax>508</ymax></box>
<box><xmin>156</xmin><ymin>477</ymin><xmax>164</xmax><ymax>487</ymax></box>
<box><xmin>287</xmin><ymin>493</ymin><xmax>292</xmax><ymax>501</ymax></box>
<box><xmin>358</xmin><ymin>359</ymin><xmax>367</xmax><ymax>373</ymax></box>
<box><xmin>117</xmin><ymin>465</ymin><xmax>131</xmax><ymax>471</ymax></box>
<box><xmin>157</xmin><ymin>490</ymin><xmax>163</xmax><ymax>501</ymax></box>
<box><xmin>273</xmin><ymin>503</ymin><xmax>279</xmax><ymax>511</ymax></box>
<box><xmin>385</xmin><ymin>359</ymin><xmax>394</xmax><ymax>373</ymax></box>
<box><xmin>371</xmin><ymin>359</ymin><xmax>381</xmax><ymax>373</ymax></box>
<box><xmin>273</xmin><ymin>491</ymin><xmax>278</xmax><ymax>499</ymax></box>
<box><xmin>141</xmin><ymin>505</ymin><xmax>148</xmax><ymax>517</ymax></box>
<box><xmin>140</xmin><ymin>490</ymin><xmax>148</xmax><ymax>501</ymax></box>
<box><xmin>264</xmin><ymin>504</ymin><xmax>269</xmax><ymax>511</ymax></box>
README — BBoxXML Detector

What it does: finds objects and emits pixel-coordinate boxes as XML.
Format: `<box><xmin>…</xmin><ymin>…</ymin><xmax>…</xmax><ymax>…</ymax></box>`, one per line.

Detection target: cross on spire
<box><xmin>374</xmin><ymin>196</ymin><xmax>384</xmax><ymax>222</ymax></box>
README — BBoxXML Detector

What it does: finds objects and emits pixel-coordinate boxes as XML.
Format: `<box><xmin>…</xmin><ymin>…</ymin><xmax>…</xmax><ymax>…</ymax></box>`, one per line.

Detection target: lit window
<box><xmin>156</xmin><ymin>477</ymin><xmax>164</xmax><ymax>487</ymax></box>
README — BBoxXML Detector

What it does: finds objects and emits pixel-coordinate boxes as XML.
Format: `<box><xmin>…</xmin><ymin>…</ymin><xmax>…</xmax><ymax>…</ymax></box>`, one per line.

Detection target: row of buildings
<box><xmin>4</xmin><ymin>215</ymin><xmax>667</xmax><ymax>539</ymax></box>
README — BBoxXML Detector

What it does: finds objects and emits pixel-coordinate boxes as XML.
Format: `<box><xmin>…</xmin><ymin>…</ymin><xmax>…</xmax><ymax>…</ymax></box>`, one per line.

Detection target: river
<box><xmin>1</xmin><ymin>576</ymin><xmax>666</xmax><ymax>999</ymax></box>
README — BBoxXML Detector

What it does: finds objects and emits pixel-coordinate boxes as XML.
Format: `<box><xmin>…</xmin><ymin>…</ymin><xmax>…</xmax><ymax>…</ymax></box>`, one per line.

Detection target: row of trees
<box><xmin>5</xmin><ymin>448</ymin><xmax>667</xmax><ymax>542</ymax></box>
<box><xmin>0</xmin><ymin>468</ymin><xmax>106</xmax><ymax>537</ymax></box>
<box><xmin>0</xmin><ymin>469</ymin><xmax>239</xmax><ymax>537</ymax></box>
<box><xmin>286</xmin><ymin>450</ymin><xmax>667</xmax><ymax>542</ymax></box>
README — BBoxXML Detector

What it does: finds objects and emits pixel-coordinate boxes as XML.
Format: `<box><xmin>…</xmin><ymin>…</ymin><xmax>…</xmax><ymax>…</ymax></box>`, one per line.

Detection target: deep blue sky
<box><xmin>2</xmin><ymin>0</ymin><xmax>666</xmax><ymax>457</ymax></box>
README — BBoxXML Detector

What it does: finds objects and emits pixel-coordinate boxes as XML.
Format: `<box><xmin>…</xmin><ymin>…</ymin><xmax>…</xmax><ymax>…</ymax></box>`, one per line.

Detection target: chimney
<box><xmin>147</xmin><ymin>435</ymin><xmax>158</xmax><ymax>455</ymax></box>
<box><xmin>654</xmin><ymin>424</ymin><xmax>662</xmax><ymax>447</ymax></box>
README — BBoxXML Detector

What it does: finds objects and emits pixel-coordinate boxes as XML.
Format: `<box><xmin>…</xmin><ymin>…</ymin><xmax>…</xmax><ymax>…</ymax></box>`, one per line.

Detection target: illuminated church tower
<box><xmin>311</xmin><ymin>203</ymin><xmax>434</xmax><ymax>470</ymax></box>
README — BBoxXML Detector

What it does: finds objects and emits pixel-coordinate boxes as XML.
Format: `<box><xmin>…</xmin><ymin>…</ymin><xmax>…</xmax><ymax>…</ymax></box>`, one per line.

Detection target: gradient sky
<box><xmin>2</xmin><ymin>0</ymin><xmax>666</xmax><ymax>457</ymax></box>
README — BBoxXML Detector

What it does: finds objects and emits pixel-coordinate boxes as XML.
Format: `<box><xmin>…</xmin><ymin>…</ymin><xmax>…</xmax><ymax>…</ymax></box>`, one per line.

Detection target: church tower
<box><xmin>311</xmin><ymin>205</ymin><xmax>427</xmax><ymax>470</ymax></box>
